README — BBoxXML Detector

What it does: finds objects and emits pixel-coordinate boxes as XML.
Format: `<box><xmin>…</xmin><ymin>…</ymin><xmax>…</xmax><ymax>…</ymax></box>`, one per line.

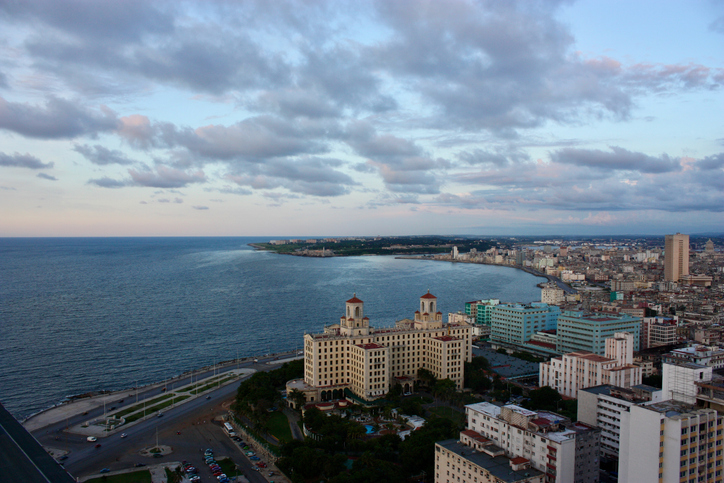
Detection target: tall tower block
<box><xmin>664</xmin><ymin>233</ymin><xmax>689</xmax><ymax>281</ymax></box>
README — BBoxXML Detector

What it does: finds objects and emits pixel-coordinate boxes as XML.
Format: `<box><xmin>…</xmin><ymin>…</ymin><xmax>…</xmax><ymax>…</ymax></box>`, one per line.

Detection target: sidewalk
<box><xmin>79</xmin><ymin>462</ymin><xmax>174</xmax><ymax>483</ymax></box>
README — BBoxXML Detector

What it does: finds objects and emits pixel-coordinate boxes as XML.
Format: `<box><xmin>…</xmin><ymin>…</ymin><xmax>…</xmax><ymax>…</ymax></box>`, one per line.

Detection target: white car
<box><xmin>120</xmin><ymin>433</ymin><xmax>127</xmax><ymax>438</ymax></box>
<box><xmin>86</xmin><ymin>436</ymin><xmax>97</xmax><ymax>442</ymax></box>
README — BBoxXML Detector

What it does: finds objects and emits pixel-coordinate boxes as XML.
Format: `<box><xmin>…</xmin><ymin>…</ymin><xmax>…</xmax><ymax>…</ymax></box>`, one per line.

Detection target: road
<box><xmin>30</xmin><ymin>354</ymin><xmax>297</xmax><ymax>480</ymax></box>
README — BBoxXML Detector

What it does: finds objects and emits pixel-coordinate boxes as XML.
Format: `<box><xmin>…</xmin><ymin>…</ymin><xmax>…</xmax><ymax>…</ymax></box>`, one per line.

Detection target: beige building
<box><xmin>665</xmin><ymin>233</ymin><xmax>690</xmax><ymax>281</ymax></box>
<box><xmin>288</xmin><ymin>292</ymin><xmax>472</xmax><ymax>405</ymax></box>
<box><xmin>539</xmin><ymin>332</ymin><xmax>642</xmax><ymax>398</ymax></box>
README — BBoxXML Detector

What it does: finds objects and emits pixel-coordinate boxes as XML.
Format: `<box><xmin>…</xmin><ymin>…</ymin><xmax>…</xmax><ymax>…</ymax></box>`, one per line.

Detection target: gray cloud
<box><xmin>226</xmin><ymin>156</ymin><xmax>356</xmax><ymax>197</ymax></box>
<box><xmin>697</xmin><ymin>153</ymin><xmax>724</xmax><ymax>170</ymax></box>
<box><xmin>36</xmin><ymin>173</ymin><xmax>57</xmax><ymax>181</ymax></box>
<box><xmin>192</xmin><ymin>205</ymin><xmax>209</xmax><ymax>210</ymax></box>
<box><xmin>0</xmin><ymin>96</ymin><xmax>118</xmax><ymax>139</ymax></box>
<box><xmin>550</xmin><ymin>146</ymin><xmax>680</xmax><ymax>173</ymax></box>
<box><xmin>0</xmin><ymin>152</ymin><xmax>53</xmax><ymax>169</ymax></box>
<box><xmin>87</xmin><ymin>177</ymin><xmax>129</xmax><ymax>188</ymax></box>
<box><xmin>74</xmin><ymin>144</ymin><xmax>134</xmax><ymax>165</ymax></box>
<box><xmin>128</xmin><ymin>166</ymin><xmax>206</xmax><ymax>189</ymax></box>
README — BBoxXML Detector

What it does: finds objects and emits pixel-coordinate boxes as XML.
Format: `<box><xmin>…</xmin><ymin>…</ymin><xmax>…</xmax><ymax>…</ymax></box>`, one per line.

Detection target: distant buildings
<box><xmin>640</xmin><ymin>316</ymin><xmax>678</xmax><ymax>349</ymax></box>
<box><xmin>556</xmin><ymin>310</ymin><xmax>641</xmax><ymax>355</ymax></box>
<box><xmin>287</xmin><ymin>292</ymin><xmax>472</xmax><ymax>405</ymax></box>
<box><xmin>662</xmin><ymin>345</ymin><xmax>724</xmax><ymax>369</ymax></box>
<box><xmin>664</xmin><ymin>233</ymin><xmax>690</xmax><ymax>281</ymax></box>
<box><xmin>539</xmin><ymin>332</ymin><xmax>642</xmax><ymax>398</ymax></box>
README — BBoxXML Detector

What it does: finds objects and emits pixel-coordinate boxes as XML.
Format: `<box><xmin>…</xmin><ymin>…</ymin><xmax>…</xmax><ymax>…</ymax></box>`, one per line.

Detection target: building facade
<box><xmin>290</xmin><ymin>292</ymin><xmax>472</xmax><ymax>404</ymax></box>
<box><xmin>540</xmin><ymin>333</ymin><xmax>642</xmax><ymax>398</ymax></box>
<box><xmin>661</xmin><ymin>362</ymin><xmax>713</xmax><ymax>404</ymax></box>
<box><xmin>490</xmin><ymin>303</ymin><xmax>560</xmax><ymax>347</ymax></box>
<box><xmin>664</xmin><ymin>233</ymin><xmax>690</xmax><ymax>282</ymax></box>
<box><xmin>662</xmin><ymin>345</ymin><xmax>724</xmax><ymax>370</ymax></box>
<box><xmin>465</xmin><ymin>402</ymin><xmax>600</xmax><ymax>483</ymax></box>
<box><xmin>641</xmin><ymin>316</ymin><xmax>678</xmax><ymax>349</ymax></box>
<box><xmin>556</xmin><ymin>311</ymin><xmax>641</xmax><ymax>355</ymax></box>
<box><xmin>619</xmin><ymin>401</ymin><xmax>724</xmax><ymax>483</ymax></box>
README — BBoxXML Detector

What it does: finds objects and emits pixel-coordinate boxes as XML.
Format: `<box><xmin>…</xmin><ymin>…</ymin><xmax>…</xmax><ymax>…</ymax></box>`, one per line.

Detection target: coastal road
<box><xmin>30</xmin><ymin>353</ymin><xmax>296</xmax><ymax>479</ymax></box>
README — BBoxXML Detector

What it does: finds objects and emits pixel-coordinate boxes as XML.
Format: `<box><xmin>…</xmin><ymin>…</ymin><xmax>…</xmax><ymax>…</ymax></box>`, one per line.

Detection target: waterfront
<box><xmin>0</xmin><ymin>237</ymin><xmax>543</xmax><ymax>419</ymax></box>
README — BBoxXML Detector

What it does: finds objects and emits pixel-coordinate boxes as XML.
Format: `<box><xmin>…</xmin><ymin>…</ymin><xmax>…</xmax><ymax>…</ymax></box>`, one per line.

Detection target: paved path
<box><xmin>79</xmin><ymin>462</ymin><xmax>172</xmax><ymax>482</ymax></box>
<box><xmin>282</xmin><ymin>407</ymin><xmax>304</xmax><ymax>441</ymax></box>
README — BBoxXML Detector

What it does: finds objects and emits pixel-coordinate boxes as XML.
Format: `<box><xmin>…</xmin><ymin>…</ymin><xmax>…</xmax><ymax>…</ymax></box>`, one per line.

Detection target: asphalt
<box><xmin>23</xmin><ymin>353</ymin><xmax>301</xmax><ymax>482</ymax></box>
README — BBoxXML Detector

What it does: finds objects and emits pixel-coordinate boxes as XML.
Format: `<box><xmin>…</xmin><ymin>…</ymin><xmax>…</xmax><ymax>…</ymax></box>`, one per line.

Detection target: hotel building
<box><xmin>288</xmin><ymin>292</ymin><xmax>472</xmax><ymax>404</ymax></box>
<box><xmin>490</xmin><ymin>303</ymin><xmax>560</xmax><ymax>348</ymax></box>
<box><xmin>664</xmin><ymin>233</ymin><xmax>690</xmax><ymax>282</ymax></box>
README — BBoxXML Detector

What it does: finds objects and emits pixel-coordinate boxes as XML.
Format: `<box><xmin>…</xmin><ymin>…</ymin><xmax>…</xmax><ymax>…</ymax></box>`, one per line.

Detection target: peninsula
<box><xmin>251</xmin><ymin>235</ymin><xmax>493</xmax><ymax>257</ymax></box>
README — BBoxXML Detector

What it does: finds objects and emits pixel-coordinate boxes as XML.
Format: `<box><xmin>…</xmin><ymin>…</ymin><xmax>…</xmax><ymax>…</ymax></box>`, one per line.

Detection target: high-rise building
<box><xmin>287</xmin><ymin>292</ymin><xmax>472</xmax><ymax>405</ymax></box>
<box><xmin>490</xmin><ymin>303</ymin><xmax>560</xmax><ymax>347</ymax></box>
<box><xmin>664</xmin><ymin>233</ymin><xmax>690</xmax><ymax>281</ymax></box>
<box><xmin>618</xmin><ymin>400</ymin><xmax>724</xmax><ymax>482</ymax></box>
<box><xmin>556</xmin><ymin>311</ymin><xmax>641</xmax><ymax>355</ymax></box>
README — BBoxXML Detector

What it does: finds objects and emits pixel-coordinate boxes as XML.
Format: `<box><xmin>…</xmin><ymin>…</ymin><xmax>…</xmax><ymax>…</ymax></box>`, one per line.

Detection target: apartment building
<box><xmin>578</xmin><ymin>385</ymin><xmax>663</xmax><ymax>459</ymax></box>
<box><xmin>556</xmin><ymin>311</ymin><xmax>641</xmax><ymax>355</ymax></box>
<box><xmin>435</xmin><ymin>437</ymin><xmax>544</xmax><ymax>483</ymax></box>
<box><xmin>465</xmin><ymin>299</ymin><xmax>501</xmax><ymax>326</ymax></box>
<box><xmin>619</xmin><ymin>400</ymin><xmax>724</xmax><ymax>482</ymax></box>
<box><xmin>490</xmin><ymin>303</ymin><xmax>560</xmax><ymax>347</ymax></box>
<box><xmin>641</xmin><ymin>316</ymin><xmax>678</xmax><ymax>349</ymax></box>
<box><xmin>290</xmin><ymin>292</ymin><xmax>472</xmax><ymax>404</ymax></box>
<box><xmin>540</xmin><ymin>333</ymin><xmax>642</xmax><ymax>398</ymax></box>
<box><xmin>662</xmin><ymin>362</ymin><xmax>713</xmax><ymax>404</ymax></box>
<box><xmin>465</xmin><ymin>402</ymin><xmax>600</xmax><ymax>483</ymax></box>
<box><xmin>662</xmin><ymin>345</ymin><xmax>724</xmax><ymax>370</ymax></box>
<box><xmin>541</xmin><ymin>284</ymin><xmax>564</xmax><ymax>305</ymax></box>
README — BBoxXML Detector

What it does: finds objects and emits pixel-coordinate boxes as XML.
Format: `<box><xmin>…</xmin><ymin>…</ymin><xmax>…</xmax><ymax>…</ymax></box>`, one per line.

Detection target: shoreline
<box><xmin>21</xmin><ymin>349</ymin><xmax>300</xmax><ymax>429</ymax></box>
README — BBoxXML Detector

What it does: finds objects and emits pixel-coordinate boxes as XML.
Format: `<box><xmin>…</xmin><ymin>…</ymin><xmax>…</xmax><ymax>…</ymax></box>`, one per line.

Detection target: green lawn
<box><xmin>122</xmin><ymin>396</ymin><xmax>190</xmax><ymax>423</ymax></box>
<box><xmin>111</xmin><ymin>394</ymin><xmax>173</xmax><ymax>418</ymax></box>
<box><xmin>266</xmin><ymin>411</ymin><xmax>293</xmax><ymax>443</ymax></box>
<box><xmin>85</xmin><ymin>470</ymin><xmax>152</xmax><ymax>483</ymax></box>
<box><xmin>217</xmin><ymin>457</ymin><xmax>241</xmax><ymax>478</ymax></box>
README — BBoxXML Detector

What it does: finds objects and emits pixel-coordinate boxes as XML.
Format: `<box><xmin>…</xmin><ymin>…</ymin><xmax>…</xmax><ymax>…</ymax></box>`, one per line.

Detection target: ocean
<box><xmin>0</xmin><ymin>237</ymin><xmax>543</xmax><ymax>419</ymax></box>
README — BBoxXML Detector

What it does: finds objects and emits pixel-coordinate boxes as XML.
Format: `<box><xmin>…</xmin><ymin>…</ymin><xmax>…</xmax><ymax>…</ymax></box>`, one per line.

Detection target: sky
<box><xmin>0</xmin><ymin>0</ymin><xmax>722</xmax><ymax>237</ymax></box>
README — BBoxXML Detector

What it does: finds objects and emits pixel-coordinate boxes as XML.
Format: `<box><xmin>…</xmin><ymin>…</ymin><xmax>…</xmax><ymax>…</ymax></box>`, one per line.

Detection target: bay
<box><xmin>0</xmin><ymin>237</ymin><xmax>543</xmax><ymax>419</ymax></box>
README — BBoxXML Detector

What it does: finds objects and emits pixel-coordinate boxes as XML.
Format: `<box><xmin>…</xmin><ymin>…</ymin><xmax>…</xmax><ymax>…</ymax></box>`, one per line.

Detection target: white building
<box><xmin>662</xmin><ymin>345</ymin><xmax>724</xmax><ymax>370</ymax></box>
<box><xmin>578</xmin><ymin>385</ymin><xmax>663</xmax><ymax>459</ymax></box>
<box><xmin>619</xmin><ymin>400</ymin><xmax>724</xmax><ymax>482</ymax></box>
<box><xmin>662</xmin><ymin>361</ymin><xmax>713</xmax><ymax>404</ymax></box>
<box><xmin>465</xmin><ymin>402</ymin><xmax>600</xmax><ymax>483</ymax></box>
<box><xmin>288</xmin><ymin>292</ymin><xmax>472</xmax><ymax>404</ymax></box>
<box><xmin>539</xmin><ymin>332</ymin><xmax>642</xmax><ymax>398</ymax></box>
<box><xmin>541</xmin><ymin>284</ymin><xmax>564</xmax><ymax>305</ymax></box>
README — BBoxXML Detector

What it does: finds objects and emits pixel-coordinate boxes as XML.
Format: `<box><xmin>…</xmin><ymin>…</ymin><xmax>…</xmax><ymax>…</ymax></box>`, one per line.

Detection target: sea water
<box><xmin>0</xmin><ymin>237</ymin><xmax>542</xmax><ymax>419</ymax></box>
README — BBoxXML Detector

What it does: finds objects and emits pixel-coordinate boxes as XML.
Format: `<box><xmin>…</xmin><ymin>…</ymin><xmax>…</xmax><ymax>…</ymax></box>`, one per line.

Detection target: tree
<box><xmin>432</xmin><ymin>378</ymin><xmax>456</xmax><ymax>402</ymax></box>
<box><xmin>417</xmin><ymin>368</ymin><xmax>437</xmax><ymax>389</ymax></box>
<box><xmin>288</xmin><ymin>389</ymin><xmax>306</xmax><ymax>409</ymax></box>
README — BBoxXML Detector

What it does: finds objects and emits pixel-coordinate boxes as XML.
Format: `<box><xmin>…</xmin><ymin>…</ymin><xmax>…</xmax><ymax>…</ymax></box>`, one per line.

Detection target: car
<box><xmin>246</xmin><ymin>451</ymin><xmax>255</xmax><ymax>456</ymax></box>
<box><xmin>190</xmin><ymin>477</ymin><xmax>201</xmax><ymax>482</ymax></box>
<box><xmin>134</xmin><ymin>463</ymin><xmax>146</xmax><ymax>467</ymax></box>
<box><xmin>110</xmin><ymin>406</ymin><xmax>116</xmax><ymax>410</ymax></box>
<box><xmin>256</xmin><ymin>462</ymin><xmax>267</xmax><ymax>468</ymax></box>
<box><xmin>95</xmin><ymin>443</ymin><xmax>101</xmax><ymax>448</ymax></box>
<box><xmin>58</xmin><ymin>455</ymin><xmax>68</xmax><ymax>461</ymax></box>
<box><xmin>210</xmin><ymin>465</ymin><xmax>221</xmax><ymax>470</ymax></box>
<box><xmin>153</xmin><ymin>453</ymin><xmax>163</xmax><ymax>458</ymax></box>
<box><xmin>120</xmin><ymin>433</ymin><xmax>127</xmax><ymax>438</ymax></box>
<box><xmin>100</xmin><ymin>468</ymin><xmax>110</xmax><ymax>474</ymax></box>
<box><xmin>250</xmin><ymin>456</ymin><xmax>260</xmax><ymax>461</ymax></box>
<box><xmin>86</xmin><ymin>436</ymin><xmax>97</xmax><ymax>442</ymax></box>
<box><xmin>157</xmin><ymin>412</ymin><xmax>163</xmax><ymax>417</ymax></box>
<box><xmin>206</xmin><ymin>395</ymin><xmax>211</xmax><ymax>399</ymax></box>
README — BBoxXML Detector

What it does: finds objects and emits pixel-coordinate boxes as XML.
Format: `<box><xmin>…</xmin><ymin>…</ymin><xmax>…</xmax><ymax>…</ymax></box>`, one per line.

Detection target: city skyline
<box><xmin>1</xmin><ymin>1</ymin><xmax>723</xmax><ymax>237</ymax></box>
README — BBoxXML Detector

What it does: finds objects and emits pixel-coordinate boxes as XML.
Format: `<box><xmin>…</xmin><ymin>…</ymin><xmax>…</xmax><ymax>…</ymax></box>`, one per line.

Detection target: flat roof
<box><xmin>0</xmin><ymin>403</ymin><xmax>76</xmax><ymax>483</ymax></box>
<box><xmin>437</xmin><ymin>439</ymin><xmax>543</xmax><ymax>483</ymax></box>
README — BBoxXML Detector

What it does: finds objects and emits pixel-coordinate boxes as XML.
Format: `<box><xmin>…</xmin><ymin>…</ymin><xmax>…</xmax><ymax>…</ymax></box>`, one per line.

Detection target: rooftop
<box><xmin>437</xmin><ymin>439</ymin><xmax>543</xmax><ymax>483</ymax></box>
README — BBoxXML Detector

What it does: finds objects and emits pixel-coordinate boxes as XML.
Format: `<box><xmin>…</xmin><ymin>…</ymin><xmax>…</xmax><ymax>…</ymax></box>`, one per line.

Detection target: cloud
<box><xmin>0</xmin><ymin>152</ymin><xmax>54</xmax><ymax>169</ymax></box>
<box><xmin>550</xmin><ymin>146</ymin><xmax>680</xmax><ymax>174</ymax></box>
<box><xmin>0</xmin><ymin>97</ymin><xmax>118</xmax><ymax>139</ymax></box>
<box><xmin>74</xmin><ymin>144</ymin><xmax>134</xmax><ymax>165</ymax></box>
<box><xmin>36</xmin><ymin>173</ymin><xmax>57</xmax><ymax>181</ymax></box>
<box><xmin>192</xmin><ymin>205</ymin><xmax>209</xmax><ymax>210</ymax></box>
<box><xmin>225</xmin><ymin>156</ymin><xmax>356</xmax><ymax>197</ymax></box>
<box><xmin>128</xmin><ymin>165</ymin><xmax>206</xmax><ymax>188</ymax></box>
<box><xmin>87</xmin><ymin>177</ymin><xmax>129</xmax><ymax>188</ymax></box>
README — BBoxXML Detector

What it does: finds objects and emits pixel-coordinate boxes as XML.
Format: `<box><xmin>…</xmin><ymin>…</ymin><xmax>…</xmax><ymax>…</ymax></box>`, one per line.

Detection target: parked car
<box><xmin>100</xmin><ymin>468</ymin><xmax>110</xmax><ymax>474</ymax></box>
